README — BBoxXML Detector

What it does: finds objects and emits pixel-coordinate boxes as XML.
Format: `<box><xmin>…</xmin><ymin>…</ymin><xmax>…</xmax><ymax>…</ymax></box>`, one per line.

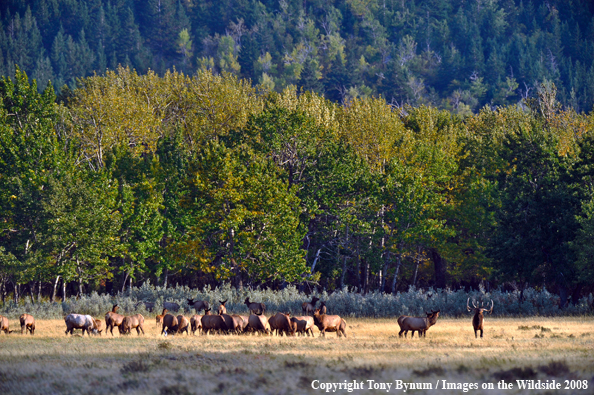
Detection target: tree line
<box><xmin>1</xmin><ymin>0</ymin><xmax>594</xmax><ymax>113</ymax></box>
<box><xmin>1</xmin><ymin>66</ymin><xmax>594</xmax><ymax>306</ymax></box>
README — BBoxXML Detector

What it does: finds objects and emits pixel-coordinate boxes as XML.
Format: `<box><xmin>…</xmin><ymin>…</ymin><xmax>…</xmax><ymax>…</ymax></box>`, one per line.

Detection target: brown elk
<box><xmin>313</xmin><ymin>309</ymin><xmax>346</xmax><ymax>337</ymax></box>
<box><xmin>218</xmin><ymin>300</ymin><xmax>228</xmax><ymax>315</ymax></box>
<box><xmin>1</xmin><ymin>315</ymin><xmax>13</xmax><ymax>334</ymax></box>
<box><xmin>291</xmin><ymin>316</ymin><xmax>315</xmax><ymax>336</ymax></box>
<box><xmin>201</xmin><ymin>308</ymin><xmax>227</xmax><ymax>335</ymax></box>
<box><xmin>467</xmin><ymin>298</ymin><xmax>494</xmax><ymax>338</ymax></box>
<box><xmin>176</xmin><ymin>315</ymin><xmax>190</xmax><ymax>335</ymax></box>
<box><xmin>190</xmin><ymin>314</ymin><xmax>203</xmax><ymax>335</ymax></box>
<box><xmin>187</xmin><ymin>299</ymin><xmax>209</xmax><ymax>313</ymax></box>
<box><xmin>220</xmin><ymin>313</ymin><xmax>242</xmax><ymax>334</ymax></box>
<box><xmin>244</xmin><ymin>297</ymin><xmax>265</xmax><ymax>315</ymax></box>
<box><xmin>105</xmin><ymin>304</ymin><xmax>125</xmax><ymax>335</ymax></box>
<box><xmin>20</xmin><ymin>314</ymin><xmax>35</xmax><ymax>335</ymax></box>
<box><xmin>302</xmin><ymin>296</ymin><xmax>319</xmax><ymax>316</ymax></box>
<box><xmin>161</xmin><ymin>313</ymin><xmax>179</xmax><ymax>335</ymax></box>
<box><xmin>268</xmin><ymin>312</ymin><xmax>296</xmax><ymax>336</ymax></box>
<box><xmin>232</xmin><ymin>314</ymin><xmax>249</xmax><ymax>332</ymax></box>
<box><xmin>247</xmin><ymin>313</ymin><xmax>270</xmax><ymax>335</ymax></box>
<box><xmin>121</xmin><ymin>314</ymin><xmax>145</xmax><ymax>335</ymax></box>
<box><xmin>397</xmin><ymin>310</ymin><xmax>440</xmax><ymax>338</ymax></box>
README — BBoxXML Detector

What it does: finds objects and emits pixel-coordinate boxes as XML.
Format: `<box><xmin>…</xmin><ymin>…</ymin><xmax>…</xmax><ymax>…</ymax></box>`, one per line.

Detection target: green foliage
<box><xmin>1</xmin><ymin>1</ymin><xmax>594</xmax><ymax>110</ymax></box>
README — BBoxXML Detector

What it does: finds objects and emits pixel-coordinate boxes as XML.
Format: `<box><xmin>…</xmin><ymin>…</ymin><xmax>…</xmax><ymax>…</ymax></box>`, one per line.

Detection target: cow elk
<box><xmin>65</xmin><ymin>314</ymin><xmax>99</xmax><ymax>336</ymax></box>
<box><xmin>187</xmin><ymin>298</ymin><xmax>209</xmax><ymax>313</ymax></box>
<box><xmin>291</xmin><ymin>316</ymin><xmax>315</xmax><ymax>336</ymax></box>
<box><xmin>268</xmin><ymin>312</ymin><xmax>296</xmax><ymax>336</ymax></box>
<box><xmin>313</xmin><ymin>309</ymin><xmax>346</xmax><ymax>337</ymax></box>
<box><xmin>201</xmin><ymin>308</ymin><xmax>227</xmax><ymax>335</ymax></box>
<box><xmin>105</xmin><ymin>304</ymin><xmax>125</xmax><ymax>335</ymax></box>
<box><xmin>161</xmin><ymin>313</ymin><xmax>179</xmax><ymax>335</ymax></box>
<box><xmin>244</xmin><ymin>297</ymin><xmax>265</xmax><ymax>315</ymax></box>
<box><xmin>20</xmin><ymin>314</ymin><xmax>35</xmax><ymax>335</ymax></box>
<box><xmin>1</xmin><ymin>315</ymin><xmax>13</xmax><ymax>334</ymax></box>
<box><xmin>302</xmin><ymin>296</ymin><xmax>319</xmax><ymax>316</ymax></box>
<box><xmin>247</xmin><ymin>313</ymin><xmax>270</xmax><ymax>335</ymax></box>
<box><xmin>397</xmin><ymin>310</ymin><xmax>440</xmax><ymax>338</ymax></box>
<box><xmin>121</xmin><ymin>314</ymin><xmax>145</xmax><ymax>335</ymax></box>
<box><xmin>467</xmin><ymin>298</ymin><xmax>494</xmax><ymax>338</ymax></box>
<box><xmin>190</xmin><ymin>314</ymin><xmax>203</xmax><ymax>335</ymax></box>
<box><xmin>177</xmin><ymin>315</ymin><xmax>190</xmax><ymax>335</ymax></box>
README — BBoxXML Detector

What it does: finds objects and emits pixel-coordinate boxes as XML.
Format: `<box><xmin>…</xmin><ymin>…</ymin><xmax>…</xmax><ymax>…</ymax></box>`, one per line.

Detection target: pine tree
<box><xmin>299</xmin><ymin>57</ymin><xmax>323</xmax><ymax>94</ymax></box>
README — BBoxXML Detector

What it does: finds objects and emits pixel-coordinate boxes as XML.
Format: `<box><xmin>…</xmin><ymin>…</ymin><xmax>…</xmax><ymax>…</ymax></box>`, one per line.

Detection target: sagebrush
<box><xmin>1</xmin><ymin>282</ymin><xmax>592</xmax><ymax>319</ymax></box>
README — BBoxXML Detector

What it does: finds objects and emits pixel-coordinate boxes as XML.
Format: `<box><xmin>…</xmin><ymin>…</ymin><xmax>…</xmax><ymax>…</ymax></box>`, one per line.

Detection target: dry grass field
<box><xmin>0</xmin><ymin>316</ymin><xmax>593</xmax><ymax>395</ymax></box>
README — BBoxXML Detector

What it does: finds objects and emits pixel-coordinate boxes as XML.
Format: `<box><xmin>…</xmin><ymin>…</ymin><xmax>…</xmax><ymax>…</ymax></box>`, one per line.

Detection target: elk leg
<box><xmin>480</xmin><ymin>329</ymin><xmax>483</xmax><ymax>338</ymax></box>
<box><xmin>474</xmin><ymin>329</ymin><xmax>478</xmax><ymax>338</ymax></box>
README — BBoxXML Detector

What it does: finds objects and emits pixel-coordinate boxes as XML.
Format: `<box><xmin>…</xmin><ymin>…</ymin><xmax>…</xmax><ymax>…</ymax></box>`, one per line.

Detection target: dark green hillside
<box><xmin>1</xmin><ymin>0</ymin><xmax>594</xmax><ymax>111</ymax></box>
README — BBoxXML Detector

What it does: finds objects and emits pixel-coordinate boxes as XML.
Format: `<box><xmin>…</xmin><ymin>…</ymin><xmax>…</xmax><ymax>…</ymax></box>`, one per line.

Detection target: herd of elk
<box><xmin>4</xmin><ymin>295</ymin><xmax>504</xmax><ymax>340</ymax></box>
<box><xmin>467</xmin><ymin>298</ymin><xmax>494</xmax><ymax>338</ymax></box>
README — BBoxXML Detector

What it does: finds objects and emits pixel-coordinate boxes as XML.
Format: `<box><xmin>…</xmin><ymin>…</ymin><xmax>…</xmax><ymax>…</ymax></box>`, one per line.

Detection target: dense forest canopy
<box><xmin>1</xmin><ymin>0</ymin><xmax>594</xmax><ymax>111</ymax></box>
<box><xmin>1</xmin><ymin>0</ymin><xmax>594</xmax><ymax>306</ymax></box>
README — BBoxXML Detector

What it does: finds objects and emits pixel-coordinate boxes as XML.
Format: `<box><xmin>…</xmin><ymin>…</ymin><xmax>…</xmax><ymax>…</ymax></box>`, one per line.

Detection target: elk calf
<box><xmin>467</xmin><ymin>298</ymin><xmax>493</xmax><ymax>338</ymax></box>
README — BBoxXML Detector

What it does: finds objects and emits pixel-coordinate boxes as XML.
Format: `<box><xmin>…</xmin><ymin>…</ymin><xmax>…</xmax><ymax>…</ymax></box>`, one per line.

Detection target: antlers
<box><xmin>467</xmin><ymin>298</ymin><xmax>494</xmax><ymax>313</ymax></box>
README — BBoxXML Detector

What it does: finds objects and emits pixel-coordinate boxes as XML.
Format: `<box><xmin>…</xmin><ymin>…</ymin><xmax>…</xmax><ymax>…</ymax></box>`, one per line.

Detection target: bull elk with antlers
<box><xmin>467</xmin><ymin>298</ymin><xmax>493</xmax><ymax>338</ymax></box>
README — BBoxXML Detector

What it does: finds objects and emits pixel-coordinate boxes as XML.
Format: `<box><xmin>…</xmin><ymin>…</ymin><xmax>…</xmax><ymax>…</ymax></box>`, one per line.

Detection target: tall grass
<box><xmin>1</xmin><ymin>282</ymin><xmax>592</xmax><ymax>319</ymax></box>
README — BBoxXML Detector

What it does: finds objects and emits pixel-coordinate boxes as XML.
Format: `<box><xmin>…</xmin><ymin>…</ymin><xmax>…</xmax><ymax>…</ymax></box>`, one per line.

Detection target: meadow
<box><xmin>0</xmin><ymin>317</ymin><xmax>592</xmax><ymax>395</ymax></box>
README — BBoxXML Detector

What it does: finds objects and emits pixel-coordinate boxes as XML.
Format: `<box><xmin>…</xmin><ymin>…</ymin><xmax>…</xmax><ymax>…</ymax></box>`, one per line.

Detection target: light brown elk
<box><xmin>397</xmin><ymin>310</ymin><xmax>440</xmax><ymax>338</ymax></box>
<box><xmin>177</xmin><ymin>315</ymin><xmax>190</xmax><ymax>335</ymax></box>
<box><xmin>218</xmin><ymin>300</ymin><xmax>227</xmax><ymax>315</ymax></box>
<box><xmin>244</xmin><ymin>297</ymin><xmax>265</xmax><ymax>315</ymax></box>
<box><xmin>302</xmin><ymin>296</ymin><xmax>319</xmax><ymax>316</ymax></box>
<box><xmin>190</xmin><ymin>314</ymin><xmax>203</xmax><ymax>335</ymax></box>
<box><xmin>467</xmin><ymin>298</ymin><xmax>493</xmax><ymax>338</ymax></box>
<box><xmin>313</xmin><ymin>309</ymin><xmax>346</xmax><ymax>337</ymax></box>
<box><xmin>291</xmin><ymin>316</ymin><xmax>315</xmax><ymax>336</ymax></box>
<box><xmin>20</xmin><ymin>314</ymin><xmax>35</xmax><ymax>335</ymax></box>
<box><xmin>105</xmin><ymin>304</ymin><xmax>124</xmax><ymax>335</ymax></box>
<box><xmin>1</xmin><ymin>315</ymin><xmax>13</xmax><ymax>334</ymax></box>
<box><xmin>121</xmin><ymin>314</ymin><xmax>145</xmax><ymax>335</ymax></box>
<box><xmin>232</xmin><ymin>314</ymin><xmax>249</xmax><ymax>332</ymax></box>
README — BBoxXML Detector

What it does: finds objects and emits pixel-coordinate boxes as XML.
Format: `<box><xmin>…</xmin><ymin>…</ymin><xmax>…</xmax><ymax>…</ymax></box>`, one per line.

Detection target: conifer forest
<box><xmin>1</xmin><ymin>0</ymin><xmax>594</xmax><ymax>307</ymax></box>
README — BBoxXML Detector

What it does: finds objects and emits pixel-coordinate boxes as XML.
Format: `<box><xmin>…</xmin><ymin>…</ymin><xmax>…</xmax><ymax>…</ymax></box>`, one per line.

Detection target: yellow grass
<box><xmin>0</xmin><ymin>317</ymin><xmax>593</xmax><ymax>394</ymax></box>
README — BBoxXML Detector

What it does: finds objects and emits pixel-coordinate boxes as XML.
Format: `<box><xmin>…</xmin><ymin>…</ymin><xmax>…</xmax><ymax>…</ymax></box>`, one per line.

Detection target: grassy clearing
<box><xmin>0</xmin><ymin>317</ymin><xmax>593</xmax><ymax>394</ymax></box>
